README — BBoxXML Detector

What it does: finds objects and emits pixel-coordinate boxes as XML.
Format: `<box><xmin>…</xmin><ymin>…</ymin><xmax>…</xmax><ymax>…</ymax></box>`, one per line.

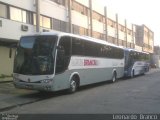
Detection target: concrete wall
<box><xmin>127</xmin><ymin>35</ymin><xmax>132</xmax><ymax>43</ymax></box>
<box><xmin>108</xmin><ymin>27</ymin><xmax>116</xmax><ymax>37</ymax></box>
<box><xmin>40</xmin><ymin>0</ymin><xmax>67</xmax><ymax>21</ymax></box>
<box><xmin>0</xmin><ymin>46</ymin><xmax>15</xmax><ymax>75</ymax></box>
<box><xmin>119</xmin><ymin>31</ymin><xmax>125</xmax><ymax>40</ymax></box>
<box><xmin>72</xmin><ymin>11</ymin><xmax>88</xmax><ymax>28</ymax></box>
<box><xmin>0</xmin><ymin>0</ymin><xmax>35</xmax><ymax>11</ymax></box>
<box><xmin>127</xmin><ymin>22</ymin><xmax>134</xmax><ymax>43</ymax></box>
<box><xmin>92</xmin><ymin>20</ymin><xmax>104</xmax><ymax>33</ymax></box>
<box><xmin>0</xmin><ymin>18</ymin><xmax>35</xmax><ymax>41</ymax></box>
<box><xmin>75</xmin><ymin>0</ymin><xmax>89</xmax><ymax>7</ymax></box>
<box><xmin>92</xmin><ymin>0</ymin><xmax>104</xmax><ymax>15</ymax></box>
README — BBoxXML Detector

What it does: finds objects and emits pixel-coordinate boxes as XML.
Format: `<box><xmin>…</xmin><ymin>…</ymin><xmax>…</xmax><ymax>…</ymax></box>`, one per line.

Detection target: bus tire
<box><xmin>111</xmin><ymin>71</ymin><xmax>117</xmax><ymax>83</ymax></box>
<box><xmin>68</xmin><ymin>76</ymin><xmax>79</xmax><ymax>93</ymax></box>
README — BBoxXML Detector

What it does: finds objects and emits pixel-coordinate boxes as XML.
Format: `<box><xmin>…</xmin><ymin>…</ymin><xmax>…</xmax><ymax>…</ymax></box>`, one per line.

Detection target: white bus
<box><xmin>13</xmin><ymin>32</ymin><xmax>124</xmax><ymax>93</ymax></box>
<box><xmin>124</xmin><ymin>48</ymin><xmax>150</xmax><ymax>77</ymax></box>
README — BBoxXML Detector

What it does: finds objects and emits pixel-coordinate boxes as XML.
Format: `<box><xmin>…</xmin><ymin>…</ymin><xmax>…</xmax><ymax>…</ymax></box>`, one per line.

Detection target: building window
<box><xmin>52</xmin><ymin>18</ymin><xmax>68</xmax><ymax>32</ymax></box>
<box><xmin>113</xmin><ymin>38</ymin><xmax>118</xmax><ymax>45</ymax></box>
<box><xmin>40</xmin><ymin>16</ymin><xmax>51</xmax><ymax>29</ymax></box>
<box><xmin>33</xmin><ymin>14</ymin><xmax>36</xmax><ymax>25</ymax></box>
<box><xmin>60</xmin><ymin>21</ymin><xmax>68</xmax><ymax>32</ymax></box>
<box><xmin>122</xmin><ymin>41</ymin><xmax>127</xmax><ymax>47</ymax></box>
<box><xmin>131</xmin><ymin>43</ymin><xmax>134</xmax><ymax>49</ymax></box>
<box><xmin>107</xmin><ymin>36</ymin><xmax>111</xmax><ymax>43</ymax></box>
<box><xmin>107</xmin><ymin>18</ymin><xmax>115</xmax><ymax>28</ymax></box>
<box><xmin>72</xmin><ymin>24</ymin><xmax>80</xmax><ymax>34</ymax></box>
<box><xmin>34</xmin><ymin>14</ymin><xmax>51</xmax><ymax>29</ymax></box>
<box><xmin>127</xmin><ymin>42</ymin><xmax>131</xmax><ymax>48</ymax></box>
<box><xmin>0</xmin><ymin>3</ymin><xmax>7</xmax><ymax>18</ymax></box>
<box><xmin>53</xmin><ymin>18</ymin><xmax>61</xmax><ymax>31</ymax></box>
<box><xmin>93</xmin><ymin>11</ymin><xmax>103</xmax><ymax>22</ymax></box>
<box><xmin>92</xmin><ymin>31</ymin><xmax>104</xmax><ymax>39</ymax></box>
<box><xmin>26</xmin><ymin>12</ymin><xmax>33</xmax><ymax>24</ymax></box>
<box><xmin>149</xmin><ymin>32</ymin><xmax>153</xmax><ymax>39</ymax></box>
<box><xmin>119</xmin><ymin>24</ymin><xmax>125</xmax><ymax>32</ymax></box>
<box><xmin>119</xmin><ymin>39</ymin><xmax>123</xmax><ymax>46</ymax></box>
<box><xmin>79</xmin><ymin>27</ymin><xmax>88</xmax><ymax>36</ymax></box>
<box><xmin>144</xmin><ymin>31</ymin><xmax>148</xmax><ymax>37</ymax></box>
<box><xmin>9</xmin><ymin>47</ymin><xmax>12</xmax><ymax>58</ymax></box>
<box><xmin>10</xmin><ymin>7</ymin><xmax>27</xmax><ymax>23</ymax></box>
<box><xmin>72</xmin><ymin>1</ymin><xmax>88</xmax><ymax>16</ymax></box>
<box><xmin>93</xmin><ymin>31</ymin><xmax>100</xmax><ymax>39</ymax></box>
<box><xmin>127</xmin><ymin>29</ymin><xmax>132</xmax><ymax>35</ymax></box>
<box><xmin>50</xmin><ymin>0</ymin><xmax>65</xmax><ymax>6</ymax></box>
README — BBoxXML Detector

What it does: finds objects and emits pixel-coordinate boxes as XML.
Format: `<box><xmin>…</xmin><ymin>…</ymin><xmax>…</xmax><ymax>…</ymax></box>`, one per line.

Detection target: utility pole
<box><xmin>104</xmin><ymin>6</ymin><xmax>108</xmax><ymax>41</ymax></box>
<box><xmin>89</xmin><ymin>0</ymin><xmax>93</xmax><ymax>37</ymax></box>
<box><xmin>68</xmin><ymin>0</ymin><xmax>72</xmax><ymax>33</ymax></box>
<box><xmin>116</xmin><ymin>14</ymin><xmax>119</xmax><ymax>46</ymax></box>
<box><xmin>36</xmin><ymin>0</ymin><xmax>40</xmax><ymax>32</ymax></box>
<box><xmin>132</xmin><ymin>24</ymin><xmax>135</xmax><ymax>49</ymax></box>
<box><xmin>125</xmin><ymin>19</ymin><xmax>128</xmax><ymax>48</ymax></box>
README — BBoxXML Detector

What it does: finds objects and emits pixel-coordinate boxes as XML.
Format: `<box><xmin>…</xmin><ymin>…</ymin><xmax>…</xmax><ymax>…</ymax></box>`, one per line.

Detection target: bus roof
<box><xmin>21</xmin><ymin>31</ymin><xmax>123</xmax><ymax>49</ymax></box>
<box><xmin>124</xmin><ymin>48</ymin><xmax>149</xmax><ymax>54</ymax></box>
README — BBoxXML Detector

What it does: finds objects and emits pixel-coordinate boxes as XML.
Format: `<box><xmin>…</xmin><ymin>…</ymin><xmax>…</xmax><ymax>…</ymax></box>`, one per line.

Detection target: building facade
<box><xmin>151</xmin><ymin>46</ymin><xmax>160</xmax><ymax>68</ymax></box>
<box><xmin>154</xmin><ymin>46</ymin><xmax>160</xmax><ymax>55</ymax></box>
<box><xmin>135</xmin><ymin>24</ymin><xmax>154</xmax><ymax>53</ymax></box>
<box><xmin>0</xmin><ymin>0</ymin><xmax>154</xmax><ymax>75</ymax></box>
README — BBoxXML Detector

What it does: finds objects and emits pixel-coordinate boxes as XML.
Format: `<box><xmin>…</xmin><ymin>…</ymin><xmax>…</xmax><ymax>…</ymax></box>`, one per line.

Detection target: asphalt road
<box><xmin>3</xmin><ymin>70</ymin><xmax>160</xmax><ymax>114</ymax></box>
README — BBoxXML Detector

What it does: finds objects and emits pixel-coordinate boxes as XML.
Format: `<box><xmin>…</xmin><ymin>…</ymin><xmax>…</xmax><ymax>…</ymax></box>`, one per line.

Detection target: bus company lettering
<box><xmin>71</xmin><ymin>59</ymin><xmax>83</xmax><ymax>66</ymax></box>
<box><xmin>84</xmin><ymin>59</ymin><xmax>97</xmax><ymax>66</ymax></box>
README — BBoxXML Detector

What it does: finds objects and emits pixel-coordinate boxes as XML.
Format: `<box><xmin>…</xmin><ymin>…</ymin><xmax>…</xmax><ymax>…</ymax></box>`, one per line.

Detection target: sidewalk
<box><xmin>0</xmin><ymin>82</ymin><xmax>38</xmax><ymax>112</ymax></box>
<box><xmin>147</xmin><ymin>68</ymin><xmax>160</xmax><ymax>74</ymax></box>
<box><xmin>0</xmin><ymin>77</ymin><xmax>13</xmax><ymax>83</ymax></box>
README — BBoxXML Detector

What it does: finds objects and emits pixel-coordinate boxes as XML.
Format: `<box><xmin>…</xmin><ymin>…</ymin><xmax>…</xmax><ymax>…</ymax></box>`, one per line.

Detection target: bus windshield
<box><xmin>14</xmin><ymin>35</ymin><xmax>57</xmax><ymax>75</ymax></box>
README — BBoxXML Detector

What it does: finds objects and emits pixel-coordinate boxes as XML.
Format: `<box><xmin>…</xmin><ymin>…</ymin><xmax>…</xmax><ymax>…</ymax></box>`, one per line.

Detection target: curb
<box><xmin>0</xmin><ymin>81</ymin><xmax>13</xmax><ymax>84</ymax></box>
<box><xmin>0</xmin><ymin>77</ymin><xmax>13</xmax><ymax>84</ymax></box>
<box><xmin>147</xmin><ymin>68</ymin><xmax>160</xmax><ymax>74</ymax></box>
<box><xmin>0</xmin><ymin>99</ymin><xmax>41</xmax><ymax>112</ymax></box>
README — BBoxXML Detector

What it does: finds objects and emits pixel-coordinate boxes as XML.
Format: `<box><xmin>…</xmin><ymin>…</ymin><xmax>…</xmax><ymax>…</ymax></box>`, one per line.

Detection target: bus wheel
<box><xmin>68</xmin><ymin>77</ymin><xmax>78</xmax><ymax>93</ymax></box>
<box><xmin>111</xmin><ymin>72</ymin><xmax>117</xmax><ymax>83</ymax></box>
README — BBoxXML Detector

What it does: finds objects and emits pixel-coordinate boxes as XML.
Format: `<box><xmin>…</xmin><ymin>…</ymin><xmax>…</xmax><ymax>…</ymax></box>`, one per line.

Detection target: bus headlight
<box><xmin>40</xmin><ymin>79</ymin><xmax>53</xmax><ymax>83</ymax></box>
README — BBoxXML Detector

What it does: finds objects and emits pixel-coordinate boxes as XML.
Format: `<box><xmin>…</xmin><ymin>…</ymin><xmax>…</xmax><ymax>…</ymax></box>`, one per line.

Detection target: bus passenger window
<box><xmin>56</xmin><ymin>36</ymin><xmax>71</xmax><ymax>74</ymax></box>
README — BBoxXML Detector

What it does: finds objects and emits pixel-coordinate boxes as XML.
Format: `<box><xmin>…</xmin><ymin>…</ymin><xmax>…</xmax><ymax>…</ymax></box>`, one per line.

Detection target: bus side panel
<box><xmin>77</xmin><ymin>68</ymin><xmax>113</xmax><ymax>86</ymax></box>
<box><xmin>77</xmin><ymin>67</ymin><xmax>124</xmax><ymax>86</ymax></box>
<box><xmin>53</xmin><ymin>67</ymin><xmax>124</xmax><ymax>91</ymax></box>
<box><xmin>53</xmin><ymin>56</ymin><xmax>125</xmax><ymax>91</ymax></box>
<box><xmin>53</xmin><ymin>70</ymin><xmax>73</xmax><ymax>91</ymax></box>
<box><xmin>116</xmin><ymin>67</ymin><xmax>125</xmax><ymax>78</ymax></box>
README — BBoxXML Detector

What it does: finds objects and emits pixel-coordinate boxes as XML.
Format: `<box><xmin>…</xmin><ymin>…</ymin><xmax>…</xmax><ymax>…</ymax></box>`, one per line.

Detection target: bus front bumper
<box><xmin>13</xmin><ymin>81</ymin><xmax>54</xmax><ymax>92</ymax></box>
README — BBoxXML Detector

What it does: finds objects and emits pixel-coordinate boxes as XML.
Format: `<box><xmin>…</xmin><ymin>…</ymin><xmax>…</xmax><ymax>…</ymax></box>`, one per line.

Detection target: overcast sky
<box><xmin>99</xmin><ymin>0</ymin><xmax>160</xmax><ymax>46</ymax></box>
